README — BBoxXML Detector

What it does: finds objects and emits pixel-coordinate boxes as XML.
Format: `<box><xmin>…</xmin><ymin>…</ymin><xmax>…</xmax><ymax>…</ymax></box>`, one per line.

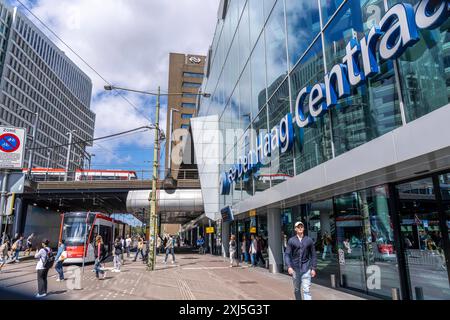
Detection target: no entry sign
<box><xmin>0</xmin><ymin>127</ymin><xmax>26</xmax><ymax>170</ymax></box>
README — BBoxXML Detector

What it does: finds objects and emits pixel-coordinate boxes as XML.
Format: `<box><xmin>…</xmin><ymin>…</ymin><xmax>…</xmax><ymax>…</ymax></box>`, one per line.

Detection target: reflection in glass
<box><xmin>388</xmin><ymin>0</ymin><xmax>449</xmax><ymax>122</ymax></box>
<box><xmin>253</xmin><ymin>106</ymin><xmax>270</xmax><ymax>193</ymax></box>
<box><xmin>267</xmin><ymin>78</ymin><xmax>294</xmax><ymax>186</ymax></box>
<box><xmin>250</xmin><ymin>36</ymin><xmax>267</xmax><ymax>119</ymax></box>
<box><xmin>290</xmin><ymin>38</ymin><xmax>333</xmax><ymax>175</ymax></box>
<box><xmin>264</xmin><ymin>0</ymin><xmax>288</xmax><ymax>98</ymax></box>
<box><xmin>323</xmin><ymin>0</ymin><xmax>402</xmax><ymax>157</ymax></box>
<box><xmin>238</xmin><ymin>1</ymin><xmax>251</xmax><ymax>73</ymax></box>
<box><xmin>249</xmin><ymin>0</ymin><xmax>265</xmax><ymax>49</ymax></box>
<box><xmin>285</xmin><ymin>0</ymin><xmax>321</xmax><ymax>69</ymax></box>
<box><xmin>335</xmin><ymin>185</ymin><xmax>400</xmax><ymax>298</ymax></box>
<box><xmin>304</xmin><ymin>200</ymin><xmax>339</xmax><ymax>285</ymax></box>
<box><xmin>397</xmin><ymin>178</ymin><xmax>450</xmax><ymax>300</ymax></box>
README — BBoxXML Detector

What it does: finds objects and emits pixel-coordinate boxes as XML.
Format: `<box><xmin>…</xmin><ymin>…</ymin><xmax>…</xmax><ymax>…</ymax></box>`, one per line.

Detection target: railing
<box><xmin>29</xmin><ymin>168</ymin><xmax>200</xmax><ymax>184</ymax></box>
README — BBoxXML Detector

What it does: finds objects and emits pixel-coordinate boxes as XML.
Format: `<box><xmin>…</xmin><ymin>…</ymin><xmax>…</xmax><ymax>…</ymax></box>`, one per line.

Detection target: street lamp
<box><xmin>64</xmin><ymin>130</ymin><xmax>76</xmax><ymax>182</ymax></box>
<box><xmin>104</xmin><ymin>84</ymin><xmax>210</xmax><ymax>271</ymax></box>
<box><xmin>18</xmin><ymin>108</ymin><xmax>39</xmax><ymax>176</ymax></box>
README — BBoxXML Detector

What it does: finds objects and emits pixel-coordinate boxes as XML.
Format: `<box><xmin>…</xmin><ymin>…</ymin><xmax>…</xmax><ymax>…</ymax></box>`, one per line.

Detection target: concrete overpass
<box><xmin>22</xmin><ymin>179</ymin><xmax>204</xmax><ymax>224</ymax></box>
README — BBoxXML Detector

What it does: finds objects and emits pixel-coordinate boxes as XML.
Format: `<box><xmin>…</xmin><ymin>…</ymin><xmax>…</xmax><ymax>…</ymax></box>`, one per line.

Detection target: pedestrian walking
<box><xmin>112</xmin><ymin>238</ymin><xmax>122</xmax><ymax>272</ymax></box>
<box><xmin>94</xmin><ymin>235</ymin><xmax>107</xmax><ymax>280</ymax></box>
<box><xmin>35</xmin><ymin>239</ymin><xmax>54</xmax><ymax>298</ymax></box>
<box><xmin>120</xmin><ymin>237</ymin><xmax>125</xmax><ymax>265</ymax></box>
<box><xmin>133</xmin><ymin>237</ymin><xmax>145</xmax><ymax>261</ymax></box>
<box><xmin>249</xmin><ymin>235</ymin><xmax>257</xmax><ymax>267</ymax></box>
<box><xmin>125</xmin><ymin>235</ymin><xmax>132</xmax><ymax>258</ymax></box>
<box><xmin>284</xmin><ymin>221</ymin><xmax>317</xmax><ymax>300</ymax></box>
<box><xmin>24</xmin><ymin>233</ymin><xmax>35</xmax><ymax>256</ymax></box>
<box><xmin>156</xmin><ymin>236</ymin><xmax>161</xmax><ymax>256</ymax></box>
<box><xmin>255</xmin><ymin>236</ymin><xmax>266</xmax><ymax>267</ymax></box>
<box><xmin>322</xmin><ymin>232</ymin><xmax>332</xmax><ymax>260</ymax></box>
<box><xmin>0</xmin><ymin>239</ymin><xmax>10</xmax><ymax>273</ymax></box>
<box><xmin>164</xmin><ymin>234</ymin><xmax>175</xmax><ymax>264</ymax></box>
<box><xmin>229</xmin><ymin>234</ymin><xmax>239</xmax><ymax>267</ymax></box>
<box><xmin>241</xmin><ymin>235</ymin><xmax>249</xmax><ymax>263</ymax></box>
<box><xmin>11</xmin><ymin>235</ymin><xmax>24</xmax><ymax>263</ymax></box>
<box><xmin>54</xmin><ymin>240</ymin><xmax>66</xmax><ymax>281</ymax></box>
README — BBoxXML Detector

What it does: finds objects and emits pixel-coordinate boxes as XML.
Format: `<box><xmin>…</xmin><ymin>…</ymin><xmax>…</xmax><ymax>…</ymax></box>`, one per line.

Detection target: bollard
<box><xmin>415</xmin><ymin>287</ymin><xmax>424</xmax><ymax>300</ymax></box>
<box><xmin>331</xmin><ymin>274</ymin><xmax>336</xmax><ymax>288</ymax></box>
<box><xmin>391</xmin><ymin>288</ymin><xmax>400</xmax><ymax>300</ymax></box>
<box><xmin>340</xmin><ymin>274</ymin><xmax>347</xmax><ymax>288</ymax></box>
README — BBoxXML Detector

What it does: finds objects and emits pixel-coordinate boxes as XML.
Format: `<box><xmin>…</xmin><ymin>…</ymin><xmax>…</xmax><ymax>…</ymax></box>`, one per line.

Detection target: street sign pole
<box><xmin>0</xmin><ymin>170</ymin><xmax>9</xmax><ymax>244</ymax></box>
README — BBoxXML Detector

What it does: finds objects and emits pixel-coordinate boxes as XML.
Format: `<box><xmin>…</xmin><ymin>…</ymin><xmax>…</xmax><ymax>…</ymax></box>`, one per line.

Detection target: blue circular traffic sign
<box><xmin>0</xmin><ymin>133</ymin><xmax>21</xmax><ymax>153</ymax></box>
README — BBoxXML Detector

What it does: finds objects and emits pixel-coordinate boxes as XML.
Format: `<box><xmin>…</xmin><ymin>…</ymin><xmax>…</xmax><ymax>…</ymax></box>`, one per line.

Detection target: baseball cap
<box><xmin>294</xmin><ymin>221</ymin><xmax>304</xmax><ymax>228</ymax></box>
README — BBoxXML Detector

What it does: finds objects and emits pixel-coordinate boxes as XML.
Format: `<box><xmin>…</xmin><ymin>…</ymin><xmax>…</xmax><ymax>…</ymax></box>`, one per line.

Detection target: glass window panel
<box><xmin>323</xmin><ymin>0</ymin><xmax>402</xmax><ymax>157</ymax></box>
<box><xmin>183</xmin><ymin>72</ymin><xmax>204</xmax><ymax>78</ymax></box>
<box><xmin>238</xmin><ymin>1</ymin><xmax>251</xmax><ymax>73</ymax></box>
<box><xmin>303</xmin><ymin>200</ymin><xmax>339</xmax><ymax>285</ymax></box>
<box><xmin>267</xmin><ymin>78</ymin><xmax>294</xmax><ymax>186</ymax></box>
<box><xmin>388</xmin><ymin>0</ymin><xmax>449</xmax><ymax>123</ymax></box>
<box><xmin>249</xmin><ymin>0</ymin><xmax>265</xmax><ymax>49</ymax></box>
<box><xmin>240</xmin><ymin>127</ymin><xmax>254</xmax><ymax>197</ymax></box>
<box><xmin>321</xmin><ymin>0</ymin><xmax>346</xmax><ymax>24</ymax></box>
<box><xmin>239</xmin><ymin>62</ymin><xmax>252</xmax><ymax>130</ymax></box>
<box><xmin>290</xmin><ymin>37</ymin><xmax>333</xmax><ymax>175</ymax></box>
<box><xmin>397</xmin><ymin>177</ymin><xmax>450</xmax><ymax>300</ymax></box>
<box><xmin>335</xmin><ymin>185</ymin><xmax>400</xmax><ymax>298</ymax></box>
<box><xmin>265</xmin><ymin>0</ymin><xmax>288</xmax><ymax>98</ymax></box>
<box><xmin>252</xmin><ymin>106</ymin><xmax>270</xmax><ymax>193</ymax></box>
<box><xmin>250</xmin><ymin>36</ymin><xmax>267</xmax><ymax>120</ymax></box>
<box><xmin>286</xmin><ymin>0</ymin><xmax>321</xmax><ymax>70</ymax></box>
<box><xmin>264</xmin><ymin>0</ymin><xmax>277</xmax><ymax>20</ymax></box>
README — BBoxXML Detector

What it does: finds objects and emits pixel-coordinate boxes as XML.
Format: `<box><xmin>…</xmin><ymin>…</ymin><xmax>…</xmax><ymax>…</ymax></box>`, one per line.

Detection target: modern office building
<box><xmin>165</xmin><ymin>52</ymin><xmax>206</xmax><ymax>180</ymax></box>
<box><xmin>0</xmin><ymin>1</ymin><xmax>95</xmax><ymax>173</ymax></box>
<box><xmin>161</xmin><ymin>53</ymin><xmax>207</xmax><ymax>239</ymax></box>
<box><xmin>188</xmin><ymin>0</ymin><xmax>450</xmax><ymax>300</ymax></box>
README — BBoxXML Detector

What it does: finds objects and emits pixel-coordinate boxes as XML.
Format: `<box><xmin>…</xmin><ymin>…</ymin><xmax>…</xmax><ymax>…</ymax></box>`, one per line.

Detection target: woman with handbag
<box><xmin>54</xmin><ymin>240</ymin><xmax>66</xmax><ymax>281</ymax></box>
<box><xmin>94</xmin><ymin>235</ymin><xmax>107</xmax><ymax>280</ymax></box>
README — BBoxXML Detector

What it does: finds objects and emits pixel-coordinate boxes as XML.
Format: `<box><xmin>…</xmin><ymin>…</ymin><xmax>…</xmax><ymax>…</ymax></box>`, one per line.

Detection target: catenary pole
<box><xmin>147</xmin><ymin>87</ymin><xmax>160</xmax><ymax>271</ymax></box>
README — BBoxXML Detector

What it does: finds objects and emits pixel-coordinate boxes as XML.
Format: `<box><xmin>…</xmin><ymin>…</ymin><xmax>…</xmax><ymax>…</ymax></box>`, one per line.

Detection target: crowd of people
<box><xmin>1</xmin><ymin>226</ymin><xmax>320</xmax><ymax>300</ymax></box>
<box><xmin>0</xmin><ymin>232</ymin><xmax>36</xmax><ymax>272</ymax></box>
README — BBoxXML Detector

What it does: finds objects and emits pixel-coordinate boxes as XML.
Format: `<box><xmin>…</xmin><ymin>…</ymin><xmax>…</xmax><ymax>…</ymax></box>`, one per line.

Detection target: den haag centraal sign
<box><xmin>219</xmin><ymin>0</ymin><xmax>449</xmax><ymax>195</ymax></box>
<box><xmin>0</xmin><ymin>126</ymin><xmax>26</xmax><ymax>170</ymax></box>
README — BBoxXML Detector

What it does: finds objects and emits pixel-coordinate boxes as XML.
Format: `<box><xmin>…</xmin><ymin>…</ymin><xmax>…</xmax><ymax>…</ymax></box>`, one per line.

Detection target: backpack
<box><xmin>43</xmin><ymin>248</ymin><xmax>55</xmax><ymax>269</ymax></box>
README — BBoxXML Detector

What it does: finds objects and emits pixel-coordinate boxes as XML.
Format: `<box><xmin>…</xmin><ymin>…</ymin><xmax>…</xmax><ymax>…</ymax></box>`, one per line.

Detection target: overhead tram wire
<box><xmin>14</xmin><ymin>0</ymin><xmax>155</xmax><ymax>124</ymax></box>
<box><xmin>25</xmin><ymin>126</ymin><xmax>155</xmax><ymax>152</ymax></box>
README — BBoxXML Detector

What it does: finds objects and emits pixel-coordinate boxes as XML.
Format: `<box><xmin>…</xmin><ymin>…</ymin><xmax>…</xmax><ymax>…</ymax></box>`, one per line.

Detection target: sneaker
<box><xmin>56</xmin><ymin>278</ymin><xmax>61</xmax><ymax>282</ymax></box>
<box><xmin>35</xmin><ymin>293</ymin><xmax>47</xmax><ymax>298</ymax></box>
<box><xmin>171</xmin><ymin>261</ymin><xmax>175</xmax><ymax>264</ymax></box>
<box><xmin>102</xmin><ymin>273</ymin><xmax>107</xmax><ymax>279</ymax></box>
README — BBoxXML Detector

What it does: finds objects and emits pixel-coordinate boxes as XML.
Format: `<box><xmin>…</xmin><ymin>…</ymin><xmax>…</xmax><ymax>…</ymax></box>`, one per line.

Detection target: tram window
<box><xmin>99</xmin><ymin>225</ymin><xmax>113</xmax><ymax>253</ymax></box>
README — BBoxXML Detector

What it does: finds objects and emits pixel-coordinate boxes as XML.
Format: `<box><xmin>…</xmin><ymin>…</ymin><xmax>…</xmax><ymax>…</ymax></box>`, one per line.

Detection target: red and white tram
<box><xmin>23</xmin><ymin>168</ymin><xmax>138</xmax><ymax>181</ymax></box>
<box><xmin>59</xmin><ymin>212</ymin><xmax>127</xmax><ymax>264</ymax></box>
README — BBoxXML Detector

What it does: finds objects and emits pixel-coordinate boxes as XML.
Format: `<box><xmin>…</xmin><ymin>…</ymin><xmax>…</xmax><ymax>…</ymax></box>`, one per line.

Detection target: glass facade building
<box><xmin>190</xmin><ymin>0</ymin><xmax>450</xmax><ymax>300</ymax></box>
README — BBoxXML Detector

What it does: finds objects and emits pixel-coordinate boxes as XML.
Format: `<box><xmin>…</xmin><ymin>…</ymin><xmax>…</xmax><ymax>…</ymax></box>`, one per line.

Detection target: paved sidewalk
<box><xmin>0</xmin><ymin>252</ymin><xmax>364</xmax><ymax>300</ymax></box>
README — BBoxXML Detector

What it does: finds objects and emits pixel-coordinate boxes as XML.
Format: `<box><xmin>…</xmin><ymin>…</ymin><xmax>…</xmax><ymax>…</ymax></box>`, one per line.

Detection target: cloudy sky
<box><xmin>8</xmin><ymin>0</ymin><xmax>220</xmax><ymax>179</ymax></box>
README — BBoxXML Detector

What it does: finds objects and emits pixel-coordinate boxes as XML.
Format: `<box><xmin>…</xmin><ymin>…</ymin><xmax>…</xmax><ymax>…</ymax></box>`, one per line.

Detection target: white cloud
<box><xmin>16</xmin><ymin>0</ymin><xmax>219</xmax><ymax>167</ymax></box>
